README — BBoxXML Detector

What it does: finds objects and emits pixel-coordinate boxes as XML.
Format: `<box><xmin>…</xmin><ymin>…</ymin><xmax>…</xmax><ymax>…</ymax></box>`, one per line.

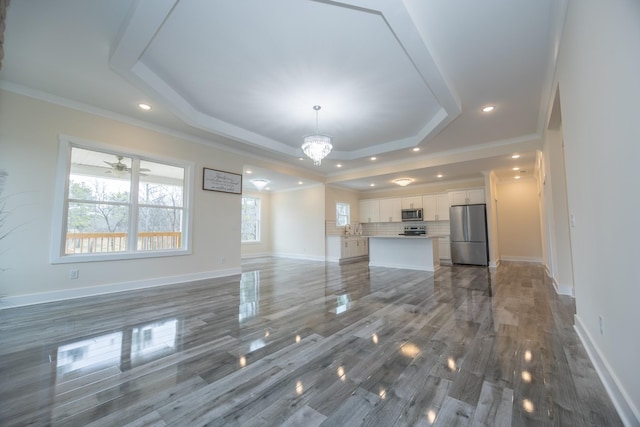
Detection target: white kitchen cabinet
<box><xmin>438</xmin><ymin>235</ymin><xmax>451</xmax><ymax>260</ymax></box>
<box><xmin>379</xmin><ymin>198</ymin><xmax>402</xmax><ymax>222</ymax></box>
<box><xmin>401</xmin><ymin>196</ymin><xmax>422</xmax><ymax>210</ymax></box>
<box><xmin>449</xmin><ymin>188</ymin><xmax>485</xmax><ymax>205</ymax></box>
<box><xmin>422</xmin><ymin>193</ymin><xmax>450</xmax><ymax>221</ymax></box>
<box><xmin>327</xmin><ymin>236</ymin><xmax>369</xmax><ymax>263</ymax></box>
<box><xmin>359</xmin><ymin>199</ymin><xmax>380</xmax><ymax>223</ymax></box>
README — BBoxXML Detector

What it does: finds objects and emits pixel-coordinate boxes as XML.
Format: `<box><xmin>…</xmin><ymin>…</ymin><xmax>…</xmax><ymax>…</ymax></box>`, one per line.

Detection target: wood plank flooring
<box><xmin>0</xmin><ymin>258</ymin><xmax>623</xmax><ymax>426</ymax></box>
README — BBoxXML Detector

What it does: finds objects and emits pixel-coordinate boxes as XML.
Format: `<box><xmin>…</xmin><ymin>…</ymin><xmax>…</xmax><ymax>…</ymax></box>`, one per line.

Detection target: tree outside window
<box><xmin>241</xmin><ymin>196</ymin><xmax>261</xmax><ymax>242</ymax></box>
<box><xmin>336</xmin><ymin>202</ymin><xmax>350</xmax><ymax>226</ymax></box>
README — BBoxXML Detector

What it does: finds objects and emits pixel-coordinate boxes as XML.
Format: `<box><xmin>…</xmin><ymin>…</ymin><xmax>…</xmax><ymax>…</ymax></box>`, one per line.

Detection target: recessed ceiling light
<box><xmin>265</xmin><ymin>187</ymin><xmax>270</xmax><ymax>191</ymax></box>
<box><xmin>298</xmin><ymin>181</ymin><xmax>303</xmax><ymax>185</ymax></box>
<box><xmin>299</xmin><ymin>157</ymin><xmax>304</xmax><ymax>161</ymax></box>
<box><xmin>138</xmin><ymin>103</ymin><xmax>152</xmax><ymax>111</ymax></box>
<box><xmin>512</xmin><ymin>154</ymin><xmax>521</xmax><ymax>159</ymax></box>
<box><xmin>246</xmin><ymin>170</ymin><xmax>253</xmax><ymax>174</ymax></box>
<box><xmin>370</xmin><ymin>183</ymin><xmax>375</xmax><ymax>187</ymax></box>
<box><xmin>370</xmin><ymin>157</ymin><xmax>377</xmax><ymax>161</ymax></box>
<box><xmin>482</xmin><ymin>105</ymin><xmax>495</xmax><ymax>113</ymax></box>
<box><xmin>515</xmin><ymin>176</ymin><xmax>521</xmax><ymax>179</ymax></box>
<box><xmin>412</xmin><ymin>147</ymin><xmax>420</xmax><ymax>152</ymax></box>
<box><xmin>336</xmin><ymin>164</ymin><xmax>343</xmax><ymax>168</ymax></box>
<box><xmin>512</xmin><ymin>167</ymin><xmax>520</xmax><ymax>171</ymax></box>
<box><xmin>437</xmin><ymin>174</ymin><xmax>443</xmax><ymax>178</ymax></box>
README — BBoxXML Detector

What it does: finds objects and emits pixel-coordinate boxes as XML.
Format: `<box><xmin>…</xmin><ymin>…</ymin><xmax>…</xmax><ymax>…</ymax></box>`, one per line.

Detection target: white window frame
<box><xmin>336</xmin><ymin>202</ymin><xmax>350</xmax><ymax>226</ymax></box>
<box><xmin>241</xmin><ymin>196</ymin><xmax>261</xmax><ymax>243</ymax></box>
<box><xmin>50</xmin><ymin>136</ymin><xmax>194</xmax><ymax>263</ymax></box>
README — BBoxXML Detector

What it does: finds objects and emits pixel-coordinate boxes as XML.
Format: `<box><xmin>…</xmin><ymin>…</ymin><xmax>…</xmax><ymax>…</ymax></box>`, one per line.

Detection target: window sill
<box><xmin>51</xmin><ymin>248</ymin><xmax>192</xmax><ymax>264</ymax></box>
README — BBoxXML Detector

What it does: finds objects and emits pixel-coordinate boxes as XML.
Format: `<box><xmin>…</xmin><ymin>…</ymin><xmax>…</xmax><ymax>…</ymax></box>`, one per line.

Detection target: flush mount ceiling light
<box><xmin>482</xmin><ymin>105</ymin><xmax>495</xmax><ymax>113</ymax></box>
<box><xmin>251</xmin><ymin>179</ymin><xmax>269</xmax><ymax>191</ymax></box>
<box><xmin>138</xmin><ymin>103</ymin><xmax>152</xmax><ymax>111</ymax></box>
<box><xmin>512</xmin><ymin>154</ymin><xmax>521</xmax><ymax>159</ymax></box>
<box><xmin>412</xmin><ymin>147</ymin><xmax>420</xmax><ymax>152</ymax></box>
<box><xmin>392</xmin><ymin>178</ymin><xmax>414</xmax><ymax>187</ymax></box>
<box><xmin>302</xmin><ymin>105</ymin><xmax>332</xmax><ymax>166</ymax></box>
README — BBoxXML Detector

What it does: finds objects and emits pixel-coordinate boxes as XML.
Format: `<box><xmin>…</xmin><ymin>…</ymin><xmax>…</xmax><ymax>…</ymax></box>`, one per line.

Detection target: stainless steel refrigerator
<box><xmin>449</xmin><ymin>204</ymin><xmax>489</xmax><ymax>266</ymax></box>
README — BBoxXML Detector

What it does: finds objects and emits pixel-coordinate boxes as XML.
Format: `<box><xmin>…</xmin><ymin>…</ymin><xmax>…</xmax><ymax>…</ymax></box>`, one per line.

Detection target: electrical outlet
<box><xmin>69</xmin><ymin>269</ymin><xmax>79</xmax><ymax>280</ymax></box>
<box><xmin>599</xmin><ymin>315</ymin><xmax>604</xmax><ymax>335</ymax></box>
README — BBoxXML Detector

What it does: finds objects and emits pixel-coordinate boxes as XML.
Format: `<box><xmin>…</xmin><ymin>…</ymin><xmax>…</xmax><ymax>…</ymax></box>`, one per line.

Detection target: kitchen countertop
<box><xmin>366</xmin><ymin>234</ymin><xmax>441</xmax><ymax>239</ymax></box>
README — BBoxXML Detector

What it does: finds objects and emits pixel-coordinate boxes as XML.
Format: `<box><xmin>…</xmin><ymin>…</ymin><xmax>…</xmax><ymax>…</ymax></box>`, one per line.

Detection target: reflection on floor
<box><xmin>0</xmin><ymin>258</ymin><xmax>622</xmax><ymax>426</ymax></box>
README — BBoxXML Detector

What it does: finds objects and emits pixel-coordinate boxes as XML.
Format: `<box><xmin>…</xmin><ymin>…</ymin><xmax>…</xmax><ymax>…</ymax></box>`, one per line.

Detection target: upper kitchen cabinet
<box><xmin>379</xmin><ymin>198</ymin><xmax>402</xmax><ymax>222</ymax></box>
<box><xmin>423</xmin><ymin>193</ymin><xmax>450</xmax><ymax>221</ymax></box>
<box><xmin>359</xmin><ymin>199</ymin><xmax>380</xmax><ymax>223</ymax></box>
<box><xmin>449</xmin><ymin>188</ymin><xmax>485</xmax><ymax>205</ymax></box>
<box><xmin>401</xmin><ymin>196</ymin><xmax>422</xmax><ymax>210</ymax></box>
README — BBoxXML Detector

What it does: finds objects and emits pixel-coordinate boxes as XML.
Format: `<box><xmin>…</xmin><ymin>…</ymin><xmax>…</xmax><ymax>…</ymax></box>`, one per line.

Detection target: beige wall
<box><xmin>0</xmin><ymin>90</ymin><xmax>243</xmax><ymax>301</ymax></box>
<box><xmin>496</xmin><ymin>178</ymin><xmax>543</xmax><ymax>262</ymax></box>
<box><xmin>271</xmin><ymin>185</ymin><xmax>326</xmax><ymax>260</ymax></box>
<box><xmin>325</xmin><ymin>185</ymin><xmax>360</xmax><ymax>222</ymax></box>
<box><xmin>241</xmin><ymin>189</ymin><xmax>272</xmax><ymax>258</ymax></box>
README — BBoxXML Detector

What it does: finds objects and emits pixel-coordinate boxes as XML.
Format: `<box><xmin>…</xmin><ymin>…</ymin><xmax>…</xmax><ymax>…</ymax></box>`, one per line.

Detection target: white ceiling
<box><xmin>0</xmin><ymin>0</ymin><xmax>567</xmax><ymax>192</ymax></box>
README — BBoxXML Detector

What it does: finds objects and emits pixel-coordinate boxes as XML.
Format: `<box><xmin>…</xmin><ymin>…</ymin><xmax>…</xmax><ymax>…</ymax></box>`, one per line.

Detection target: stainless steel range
<box><xmin>399</xmin><ymin>225</ymin><xmax>426</xmax><ymax>236</ymax></box>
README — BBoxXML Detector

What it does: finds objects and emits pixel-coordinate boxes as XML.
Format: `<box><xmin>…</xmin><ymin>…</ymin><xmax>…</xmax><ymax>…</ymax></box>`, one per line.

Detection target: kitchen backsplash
<box><xmin>327</xmin><ymin>220</ymin><xmax>451</xmax><ymax>236</ymax></box>
<box><xmin>361</xmin><ymin>221</ymin><xmax>450</xmax><ymax>236</ymax></box>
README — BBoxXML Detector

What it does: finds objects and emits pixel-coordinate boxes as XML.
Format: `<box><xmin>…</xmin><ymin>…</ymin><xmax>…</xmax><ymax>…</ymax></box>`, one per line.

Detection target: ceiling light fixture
<box><xmin>412</xmin><ymin>147</ymin><xmax>420</xmax><ymax>152</ymax></box>
<box><xmin>370</xmin><ymin>183</ymin><xmax>375</xmax><ymax>187</ymax></box>
<box><xmin>138</xmin><ymin>103</ymin><xmax>152</xmax><ymax>111</ymax></box>
<box><xmin>251</xmin><ymin>179</ymin><xmax>269</xmax><ymax>191</ymax></box>
<box><xmin>302</xmin><ymin>105</ymin><xmax>332</xmax><ymax>166</ymax></box>
<box><xmin>482</xmin><ymin>105</ymin><xmax>495</xmax><ymax>113</ymax></box>
<box><xmin>515</xmin><ymin>175</ymin><xmax>521</xmax><ymax>179</ymax></box>
<box><xmin>336</xmin><ymin>164</ymin><xmax>343</xmax><ymax>168</ymax></box>
<box><xmin>437</xmin><ymin>174</ymin><xmax>444</xmax><ymax>178</ymax></box>
<box><xmin>370</xmin><ymin>157</ymin><xmax>377</xmax><ymax>161</ymax></box>
<box><xmin>512</xmin><ymin>167</ymin><xmax>520</xmax><ymax>171</ymax></box>
<box><xmin>392</xmin><ymin>178</ymin><xmax>414</xmax><ymax>187</ymax></box>
<box><xmin>512</xmin><ymin>154</ymin><xmax>521</xmax><ymax>159</ymax></box>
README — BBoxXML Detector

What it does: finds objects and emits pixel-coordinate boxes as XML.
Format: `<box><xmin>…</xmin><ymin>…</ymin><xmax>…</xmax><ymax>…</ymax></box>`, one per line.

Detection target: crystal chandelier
<box><xmin>302</xmin><ymin>105</ymin><xmax>332</xmax><ymax>166</ymax></box>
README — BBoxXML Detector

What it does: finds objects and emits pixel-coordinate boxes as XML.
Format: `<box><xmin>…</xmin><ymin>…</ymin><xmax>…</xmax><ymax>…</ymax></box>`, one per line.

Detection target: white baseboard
<box><xmin>1</xmin><ymin>267</ymin><xmax>242</xmax><ymax>309</ymax></box>
<box><xmin>272</xmin><ymin>252</ymin><xmax>326</xmax><ymax>262</ymax></box>
<box><xmin>574</xmin><ymin>315</ymin><xmax>640</xmax><ymax>427</ymax></box>
<box><xmin>241</xmin><ymin>251</ymin><xmax>273</xmax><ymax>259</ymax></box>
<box><xmin>500</xmin><ymin>256</ymin><xmax>543</xmax><ymax>264</ymax></box>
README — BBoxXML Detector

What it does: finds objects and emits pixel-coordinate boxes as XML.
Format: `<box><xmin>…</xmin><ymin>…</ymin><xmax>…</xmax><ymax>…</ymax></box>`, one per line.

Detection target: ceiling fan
<box><xmin>104</xmin><ymin>156</ymin><xmax>150</xmax><ymax>176</ymax></box>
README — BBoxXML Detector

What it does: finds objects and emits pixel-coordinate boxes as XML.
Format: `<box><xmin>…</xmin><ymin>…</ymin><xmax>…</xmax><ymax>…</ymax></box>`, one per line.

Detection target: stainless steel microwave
<box><xmin>401</xmin><ymin>208</ymin><xmax>423</xmax><ymax>221</ymax></box>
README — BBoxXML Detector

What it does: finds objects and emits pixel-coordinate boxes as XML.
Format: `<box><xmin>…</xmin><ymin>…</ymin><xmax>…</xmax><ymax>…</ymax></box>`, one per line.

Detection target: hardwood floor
<box><xmin>0</xmin><ymin>258</ymin><xmax>622</xmax><ymax>426</ymax></box>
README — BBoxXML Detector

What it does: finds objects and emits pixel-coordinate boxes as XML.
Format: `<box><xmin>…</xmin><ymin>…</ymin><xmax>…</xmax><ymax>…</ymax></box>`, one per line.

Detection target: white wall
<box><xmin>554</xmin><ymin>0</ymin><xmax>640</xmax><ymax>423</ymax></box>
<box><xmin>241</xmin><ymin>189</ymin><xmax>272</xmax><ymax>258</ymax></box>
<box><xmin>541</xmin><ymin>127</ymin><xmax>574</xmax><ymax>295</ymax></box>
<box><xmin>496</xmin><ymin>178</ymin><xmax>543</xmax><ymax>263</ymax></box>
<box><xmin>485</xmin><ymin>171</ymin><xmax>500</xmax><ymax>267</ymax></box>
<box><xmin>0</xmin><ymin>91</ymin><xmax>243</xmax><ymax>303</ymax></box>
<box><xmin>271</xmin><ymin>185</ymin><xmax>326</xmax><ymax>261</ymax></box>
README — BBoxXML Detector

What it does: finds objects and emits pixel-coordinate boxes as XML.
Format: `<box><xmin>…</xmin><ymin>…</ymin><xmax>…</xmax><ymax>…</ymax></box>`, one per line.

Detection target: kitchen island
<box><xmin>368</xmin><ymin>235</ymin><xmax>440</xmax><ymax>271</ymax></box>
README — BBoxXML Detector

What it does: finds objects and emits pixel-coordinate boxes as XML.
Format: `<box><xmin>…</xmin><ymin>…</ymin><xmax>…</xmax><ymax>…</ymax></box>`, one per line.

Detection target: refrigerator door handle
<box><xmin>463</xmin><ymin>206</ymin><xmax>469</xmax><ymax>242</ymax></box>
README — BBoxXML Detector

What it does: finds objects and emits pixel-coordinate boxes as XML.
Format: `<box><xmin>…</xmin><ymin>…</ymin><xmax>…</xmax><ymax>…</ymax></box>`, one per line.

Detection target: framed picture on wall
<box><xmin>203</xmin><ymin>168</ymin><xmax>242</xmax><ymax>194</ymax></box>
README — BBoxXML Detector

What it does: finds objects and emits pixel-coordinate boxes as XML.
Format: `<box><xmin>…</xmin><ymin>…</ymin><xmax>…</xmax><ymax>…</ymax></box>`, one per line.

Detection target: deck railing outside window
<box><xmin>66</xmin><ymin>232</ymin><xmax>182</xmax><ymax>254</ymax></box>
